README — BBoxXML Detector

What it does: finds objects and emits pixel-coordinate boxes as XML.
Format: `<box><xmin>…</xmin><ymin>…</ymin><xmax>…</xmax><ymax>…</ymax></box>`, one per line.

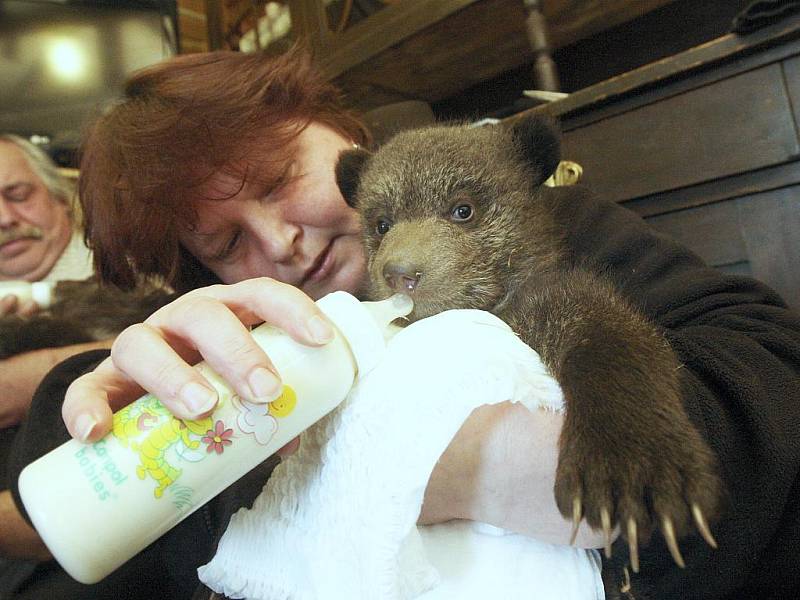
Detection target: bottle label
<box><xmin>99</xmin><ymin>368</ymin><xmax>298</xmax><ymax>508</ymax></box>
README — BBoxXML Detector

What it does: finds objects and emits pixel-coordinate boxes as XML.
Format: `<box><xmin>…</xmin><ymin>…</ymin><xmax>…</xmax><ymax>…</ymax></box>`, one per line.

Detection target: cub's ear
<box><xmin>335</xmin><ymin>148</ymin><xmax>371</xmax><ymax>208</ymax></box>
<box><xmin>508</xmin><ymin>113</ymin><xmax>561</xmax><ymax>186</ymax></box>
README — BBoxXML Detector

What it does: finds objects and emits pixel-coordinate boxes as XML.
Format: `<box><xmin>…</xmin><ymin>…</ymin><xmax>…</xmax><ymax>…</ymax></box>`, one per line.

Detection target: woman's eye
<box><xmin>375</xmin><ymin>219</ymin><xmax>392</xmax><ymax>236</ymax></box>
<box><xmin>213</xmin><ymin>230</ymin><xmax>243</xmax><ymax>261</ymax></box>
<box><xmin>451</xmin><ymin>203</ymin><xmax>474</xmax><ymax>222</ymax></box>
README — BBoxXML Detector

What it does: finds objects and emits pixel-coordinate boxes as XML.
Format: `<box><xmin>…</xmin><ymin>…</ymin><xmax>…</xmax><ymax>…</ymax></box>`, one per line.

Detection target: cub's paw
<box><xmin>553</xmin><ymin>383</ymin><xmax>721</xmax><ymax>572</ymax></box>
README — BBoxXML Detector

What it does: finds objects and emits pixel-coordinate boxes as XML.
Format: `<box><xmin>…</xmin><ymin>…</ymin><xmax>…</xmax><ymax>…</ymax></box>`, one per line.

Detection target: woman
<box><xmin>8</xmin><ymin>47</ymin><xmax>800</xmax><ymax>599</ymax></box>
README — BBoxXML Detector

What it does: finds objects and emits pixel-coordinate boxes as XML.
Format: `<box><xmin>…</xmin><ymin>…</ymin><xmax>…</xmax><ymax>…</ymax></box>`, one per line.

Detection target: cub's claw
<box><xmin>627</xmin><ymin>518</ymin><xmax>640</xmax><ymax>573</ymax></box>
<box><xmin>692</xmin><ymin>504</ymin><xmax>718</xmax><ymax>549</ymax></box>
<box><xmin>569</xmin><ymin>497</ymin><xmax>582</xmax><ymax>545</ymax></box>
<box><xmin>601</xmin><ymin>507</ymin><xmax>613</xmax><ymax>559</ymax></box>
<box><xmin>661</xmin><ymin>516</ymin><xmax>685</xmax><ymax>569</ymax></box>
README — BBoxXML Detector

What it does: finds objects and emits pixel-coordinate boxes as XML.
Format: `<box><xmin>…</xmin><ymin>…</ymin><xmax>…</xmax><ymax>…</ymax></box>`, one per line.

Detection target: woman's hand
<box><xmin>420</xmin><ymin>401</ymin><xmax>616</xmax><ymax>549</ymax></box>
<box><xmin>62</xmin><ymin>278</ymin><xmax>335</xmax><ymax>442</ymax></box>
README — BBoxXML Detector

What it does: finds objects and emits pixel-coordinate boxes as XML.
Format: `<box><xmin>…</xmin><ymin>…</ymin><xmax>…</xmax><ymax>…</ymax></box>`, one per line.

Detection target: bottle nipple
<box><xmin>361</xmin><ymin>294</ymin><xmax>414</xmax><ymax>343</ymax></box>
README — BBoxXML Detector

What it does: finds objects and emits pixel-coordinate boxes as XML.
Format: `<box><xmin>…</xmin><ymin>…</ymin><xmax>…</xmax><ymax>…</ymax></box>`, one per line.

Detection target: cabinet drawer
<box><xmin>638</xmin><ymin>187</ymin><xmax>800</xmax><ymax>306</ymax></box>
<box><xmin>560</xmin><ymin>64</ymin><xmax>800</xmax><ymax>202</ymax></box>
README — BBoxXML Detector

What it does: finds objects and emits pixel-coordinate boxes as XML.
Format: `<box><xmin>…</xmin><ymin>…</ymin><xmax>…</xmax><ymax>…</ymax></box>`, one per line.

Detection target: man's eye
<box><xmin>3</xmin><ymin>183</ymin><xmax>33</xmax><ymax>203</ymax></box>
<box><xmin>375</xmin><ymin>219</ymin><xmax>392</xmax><ymax>236</ymax></box>
<box><xmin>451</xmin><ymin>203</ymin><xmax>474</xmax><ymax>222</ymax></box>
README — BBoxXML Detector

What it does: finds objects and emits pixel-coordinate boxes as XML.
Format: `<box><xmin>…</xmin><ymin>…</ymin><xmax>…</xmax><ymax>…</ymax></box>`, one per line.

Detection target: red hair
<box><xmin>79</xmin><ymin>45</ymin><xmax>369</xmax><ymax>291</ymax></box>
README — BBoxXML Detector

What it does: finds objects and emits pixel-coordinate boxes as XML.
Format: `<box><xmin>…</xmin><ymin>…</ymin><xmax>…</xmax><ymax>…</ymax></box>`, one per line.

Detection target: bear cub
<box><xmin>335</xmin><ymin>113</ymin><xmax>721</xmax><ymax>573</ymax></box>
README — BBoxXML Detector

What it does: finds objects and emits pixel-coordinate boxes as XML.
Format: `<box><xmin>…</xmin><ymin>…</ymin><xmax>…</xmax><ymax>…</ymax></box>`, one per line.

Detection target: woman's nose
<box><xmin>256</xmin><ymin>215</ymin><xmax>301</xmax><ymax>265</ymax></box>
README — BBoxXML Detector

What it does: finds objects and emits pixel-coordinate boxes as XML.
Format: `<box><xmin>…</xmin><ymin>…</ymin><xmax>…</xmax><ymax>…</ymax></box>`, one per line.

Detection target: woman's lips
<box><xmin>302</xmin><ymin>240</ymin><xmax>335</xmax><ymax>286</ymax></box>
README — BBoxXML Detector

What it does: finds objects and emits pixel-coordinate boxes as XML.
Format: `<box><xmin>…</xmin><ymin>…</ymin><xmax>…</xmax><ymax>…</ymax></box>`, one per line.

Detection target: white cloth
<box><xmin>199</xmin><ymin>309</ymin><xmax>604</xmax><ymax>600</ymax></box>
<box><xmin>42</xmin><ymin>230</ymin><xmax>93</xmax><ymax>283</ymax></box>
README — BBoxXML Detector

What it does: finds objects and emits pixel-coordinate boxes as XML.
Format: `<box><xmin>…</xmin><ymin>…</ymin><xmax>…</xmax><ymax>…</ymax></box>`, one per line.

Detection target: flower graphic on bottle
<box><xmin>202</xmin><ymin>420</ymin><xmax>234</xmax><ymax>454</ymax></box>
<box><xmin>233</xmin><ymin>385</ymin><xmax>297</xmax><ymax>445</ymax></box>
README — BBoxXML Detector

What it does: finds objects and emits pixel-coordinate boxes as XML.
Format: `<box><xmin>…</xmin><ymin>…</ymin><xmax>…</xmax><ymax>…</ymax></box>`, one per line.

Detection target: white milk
<box><xmin>0</xmin><ymin>280</ymin><xmax>55</xmax><ymax>307</ymax></box>
<box><xmin>19</xmin><ymin>291</ymin><xmax>412</xmax><ymax>584</ymax></box>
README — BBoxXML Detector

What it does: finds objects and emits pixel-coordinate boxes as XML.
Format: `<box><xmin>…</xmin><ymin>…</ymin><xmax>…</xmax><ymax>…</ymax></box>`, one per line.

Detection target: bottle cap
<box><xmin>31</xmin><ymin>281</ymin><xmax>56</xmax><ymax>308</ymax></box>
<box><xmin>316</xmin><ymin>292</ymin><xmax>413</xmax><ymax>378</ymax></box>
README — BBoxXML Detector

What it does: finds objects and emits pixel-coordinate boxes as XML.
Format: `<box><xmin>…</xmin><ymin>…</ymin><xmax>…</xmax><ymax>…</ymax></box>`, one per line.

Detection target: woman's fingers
<box><xmin>64</xmin><ymin>278</ymin><xmax>336</xmax><ymax>440</ymax></box>
<box><xmin>182</xmin><ymin>278</ymin><xmax>335</xmax><ymax>346</ymax></box>
<box><xmin>63</xmin><ymin>357</ymin><xmax>145</xmax><ymax>442</ymax></box>
<box><xmin>111</xmin><ymin>320</ymin><xmax>223</xmax><ymax>421</ymax></box>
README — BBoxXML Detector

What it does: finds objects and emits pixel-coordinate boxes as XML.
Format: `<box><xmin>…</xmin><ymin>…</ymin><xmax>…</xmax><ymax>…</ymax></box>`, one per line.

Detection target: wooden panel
<box><xmin>546</xmin><ymin>0</ymin><xmax>679</xmax><ymax>50</ymax></box>
<box><xmin>559</xmin><ymin>64</ymin><xmax>800</xmax><ymax>202</ymax></box>
<box><xmin>177</xmin><ymin>0</ymin><xmax>209</xmax><ymax>53</ymax></box>
<box><xmin>534</xmin><ymin>17</ymin><xmax>800</xmax><ymax>123</ymax></box>
<box><xmin>783</xmin><ymin>55</ymin><xmax>800</xmax><ymax>134</ymax></box>
<box><xmin>641</xmin><ymin>189</ymin><xmax>800</xmax><ymax>307</ymax></box>
<box><xmin>325</xmin><ymin>0</ymin><xmax>676</xmax><ymax>109</ymax></box>
<box><xmin>623</xmin><ymin>160</ymin><xmax>800</xmax><ymax>218</ymax></box>
<box><xmin>334</xmin><ymin>0</ymin><xmax>528</xmax><ymax>106</ymax></box>
<box><xmin>736</xmin><ymin>187</ymin><xmax>800</xmax><ymax>306</ymax></box>
<box><xmin>316</xmin><ymin>0</ymin><xmax>480</xmax><ymax>80</ymax></box>
<box><xmin>178</xmin><ymin>0</ymin><xmax>206</xmax><ymax>12</ymax></box>
<box><xmin>644</xmin><ymin>201</ymin><xmax>748</xmax><ymax>268</ymax></box>
<box><xmin>179</xmin><ymin>13</ymin><xmax>209</xmax><ymax>43</ymax></box>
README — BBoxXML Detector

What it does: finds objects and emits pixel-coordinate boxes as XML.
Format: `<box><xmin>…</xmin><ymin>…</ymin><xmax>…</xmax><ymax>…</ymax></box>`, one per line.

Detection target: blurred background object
<box><xmin>0</xmin><ymin>0</ymin><xmax>178</xmax><ymax>167</ymax></box>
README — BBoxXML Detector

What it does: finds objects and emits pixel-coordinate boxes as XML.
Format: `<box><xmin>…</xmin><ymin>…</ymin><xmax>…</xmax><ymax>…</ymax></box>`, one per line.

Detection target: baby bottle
<box><xmin>0</xmin><ymin>280</ymin><xmax>55</xmax><ymax>308</ymax></box>
<box><xmin>19</xmin><ymin>291</ymin><xmax>412</xmax><ymax>584</ymax></box>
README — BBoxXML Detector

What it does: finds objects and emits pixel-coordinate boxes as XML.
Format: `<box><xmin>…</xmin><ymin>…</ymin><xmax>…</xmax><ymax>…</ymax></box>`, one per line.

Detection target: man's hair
<box><xmin>0</xmin><ymin>134</ymin><xmax>74</xmax><ymax>205</ymax></box>
<box><xmin>79</xmin><ymin>45</ymin><xmax>369</xmax><ymax>292</ymax></box>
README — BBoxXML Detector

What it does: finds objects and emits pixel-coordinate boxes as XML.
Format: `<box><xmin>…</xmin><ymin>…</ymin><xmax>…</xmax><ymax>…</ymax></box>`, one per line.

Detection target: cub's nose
<box><xmin>383</xmin><ymin>263</ymin><xmax>422</xmax><ymax>293</ymax></box>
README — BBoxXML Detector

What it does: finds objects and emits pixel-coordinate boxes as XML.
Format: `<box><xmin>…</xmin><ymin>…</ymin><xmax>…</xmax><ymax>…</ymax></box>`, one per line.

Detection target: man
<box><xmin>0</xmin><ymin>136</ymin><xmax>97</xmax><ymax>582</ymax></box>
<box><xmin>0</xmin><ymin>135</ymin><xmax>93</xmax><ymax>307</ymax></box>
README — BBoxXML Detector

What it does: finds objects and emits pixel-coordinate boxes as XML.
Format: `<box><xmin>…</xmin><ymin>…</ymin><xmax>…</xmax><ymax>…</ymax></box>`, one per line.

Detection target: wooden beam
<box><xmin>316</xmin><ymin>0</ymin><xmax>479</xmax><ymax>79</ymax></box>
<box><xmin>205</xmin><ymin>0</ymin><xmax>224</xmax><ymax>51</ymax></box>
<box><xmin>328</xmin><ymin>0</ymin><xmax>679</xmax><ymax>108</ymax></box>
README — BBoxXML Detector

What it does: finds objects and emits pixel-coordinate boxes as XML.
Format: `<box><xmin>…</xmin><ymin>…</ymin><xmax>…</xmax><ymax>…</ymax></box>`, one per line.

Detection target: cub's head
<box><xmin>336</xmin><ymin>113</ymin><xmax>562</xmax><ymax>320</ymax></box>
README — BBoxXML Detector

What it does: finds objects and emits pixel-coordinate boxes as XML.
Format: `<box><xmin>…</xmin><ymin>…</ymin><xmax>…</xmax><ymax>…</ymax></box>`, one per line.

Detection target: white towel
<box><xmin>198</xmin><ymin>308</ymin><xmax>604</xmax><ymax>600</ymax></box>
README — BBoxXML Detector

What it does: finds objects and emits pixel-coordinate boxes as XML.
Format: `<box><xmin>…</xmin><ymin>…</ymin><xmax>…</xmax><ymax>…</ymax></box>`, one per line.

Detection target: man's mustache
<box><xmin>0</xmin><ymin>226</ymin><xmax>44</xmax><ymax>246</ymax></box>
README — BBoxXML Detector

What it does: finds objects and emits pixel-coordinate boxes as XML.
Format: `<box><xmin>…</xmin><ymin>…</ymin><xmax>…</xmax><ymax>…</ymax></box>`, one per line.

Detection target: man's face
<box><xmin>0</xmin><ymin>142</ymin><xmax>72</xmax><ymax>281</ymax></box>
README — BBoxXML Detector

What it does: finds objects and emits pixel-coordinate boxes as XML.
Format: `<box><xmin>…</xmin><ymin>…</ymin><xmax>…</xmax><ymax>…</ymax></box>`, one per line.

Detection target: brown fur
<box><xmin>336</xmin><ymin>114</ymin><xmax>721</xmax><ymax>565</ymax></box>
<box><xmin>0</xmin><ymin>278</ymin><xmax>174</xmax><ymax>358</ymax></box>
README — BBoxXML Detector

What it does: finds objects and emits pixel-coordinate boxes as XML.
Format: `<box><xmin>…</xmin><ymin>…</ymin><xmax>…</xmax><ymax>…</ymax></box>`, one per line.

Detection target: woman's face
<box><xmin>180</xmin><ymin>122</ymin><xmax>367</xmax><ymax>300</ymax></box>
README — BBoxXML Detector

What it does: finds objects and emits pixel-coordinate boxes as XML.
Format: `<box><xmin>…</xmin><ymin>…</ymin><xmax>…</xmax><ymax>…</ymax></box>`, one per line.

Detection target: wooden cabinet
<box><xmin>202</xmin><ymin>0</ymin><xmax>679</xmax><ymax>111</ymax></box>
<box><xmin>526</xmin><ymin>15</ymin><xmax>800</xmax><ymax>307</ymax></box>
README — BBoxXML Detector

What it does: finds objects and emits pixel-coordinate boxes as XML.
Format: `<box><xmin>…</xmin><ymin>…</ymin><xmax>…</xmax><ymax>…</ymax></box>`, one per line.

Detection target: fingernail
<box><xmin>248</xmin><ymin>366</ymin><xmax>283</xmax><ymax>403</ymax></box>
<box><xmin>74</xmin><ymin>414</ymin><xmax>97</xmax><ymax>442</ymax></box>
<box><xmin>307</xmin><ymin>314</ymin><xmax>334</xmax><ymax>344</ymax></box>
<box><xmin>179</xmin><ymin>381</ymin><xmax>218</xmax><ymax>415</ymax></box>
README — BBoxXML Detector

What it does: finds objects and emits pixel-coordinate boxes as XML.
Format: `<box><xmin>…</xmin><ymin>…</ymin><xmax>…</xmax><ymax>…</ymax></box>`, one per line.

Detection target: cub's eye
<box><xmin>451</xmin><ymin>203</ymin><xmax>474</xmax><ymax>222</ymax></box>
<box><xmin>375</xmin><ymin>219</ymin><xmax>392</xmax><ymax>236</ymax></box>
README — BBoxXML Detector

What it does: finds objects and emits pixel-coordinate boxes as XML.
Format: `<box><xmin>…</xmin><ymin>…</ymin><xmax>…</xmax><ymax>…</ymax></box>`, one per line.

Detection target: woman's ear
<box><xmin>335</xmin><ymin>148</ymin><xmax>370</xmax><ymax>208</ymax></box>
<box><xmin>508</xmin><ymin>114</ymin><xmax>562</xmax><ymax>186</ymax></box>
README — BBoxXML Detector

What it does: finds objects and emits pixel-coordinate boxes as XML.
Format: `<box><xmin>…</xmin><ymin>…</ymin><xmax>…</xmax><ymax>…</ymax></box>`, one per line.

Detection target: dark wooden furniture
<box><xmin>203</xmin><ymin>0</ymin><xmax>678</xmax><ymax>111</ymax></box>
<box><xmin>523</xmin><ymin>15</ymin><xmax>800</xmax><ymax>307</ymax></box>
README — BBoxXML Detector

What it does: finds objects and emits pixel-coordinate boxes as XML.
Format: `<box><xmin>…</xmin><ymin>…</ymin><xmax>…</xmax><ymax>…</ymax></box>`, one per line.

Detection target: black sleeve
<box><xmin>550</xmin><ymin>187</ymin><xmax>800</xmax><ymax>599</ymax></box>
<box><xmin>8</xmin><ymin>349</ymin><xmax>111</xmax><ymax>524</ymax></box>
